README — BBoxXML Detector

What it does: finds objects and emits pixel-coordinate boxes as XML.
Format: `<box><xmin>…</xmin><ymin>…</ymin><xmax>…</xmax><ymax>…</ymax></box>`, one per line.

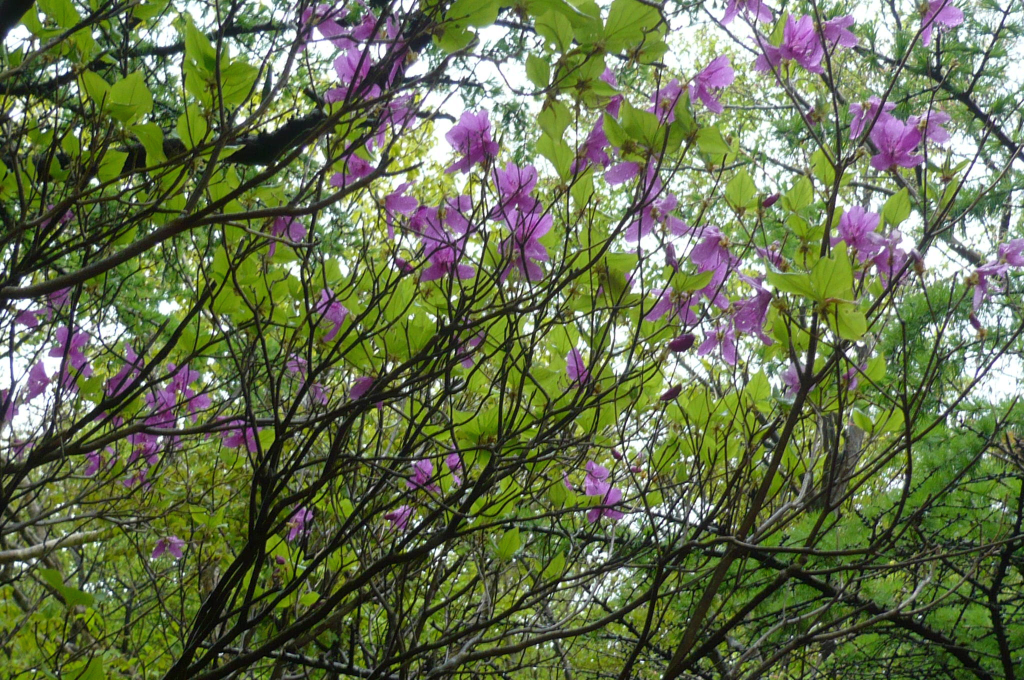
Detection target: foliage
<box><xmin>1</xmin><ymin>1</ymin><xmax>1023</xmax><ymax>679</ymax></box>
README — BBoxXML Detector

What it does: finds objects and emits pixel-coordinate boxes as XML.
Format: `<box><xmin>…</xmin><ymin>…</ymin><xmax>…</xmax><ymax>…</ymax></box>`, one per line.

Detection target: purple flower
<box><xmin>152</xmin><ymin>535</ymin><xmax>185</xmax><ymax>559</ymax></box>
<box><xmin>349</xmin><ymin>376</ymin><xmax>374</xmax><ymax>401</ymax></box>
<box><xmin>384</xmin><ymin>505</ymin><xmax>413</xmax><ymax>531</ymax></box>
<box><xmin>872</xmin><ymin>231</ymin><xmax>910</xmax><ymax>285</ymax></box>
<box><xmin>384</xmin><ymin>182</ymin><xmax>418</xmax><ymax>239</ymax></box>
<box><xmin>25</xmin><ymin>361</ymin><xmax>50</xmax><ymax>402</ymax></box>
<box><xmin>723</xmin><ymin>0</ymin><xmax>773</xmax><ymax>24</ymax></box>
<box><xmin>605</xmin><ymin>161</ymin><xmax>640</xmax><ymax>185</ymax></box>
<box><xmin>330</xmin><ymin>155</ymin><xmax>375</xmax><ymax>190</ymax></box>
<box><xmin>869</xmin><ymin>117</ymin><xmax>924</xmax><ymax>171</ymax></box>
<box><xmin>781</xmin><ymin>363</ymin><xmax>800</xmax><ymax>397</ymax></box>
<box><xmin>492</xmin><ymin>163</ymin><xmax>540</xmax><ymax>215</ymax></box>
<box><xmin>301</xmin><ymin>4</ymin><xmax>352</xmax><ymax>50</ymax></box>
<box><xmin>407</xmin><ymin>459</ymin><xmax>440</xmax><ymax>493</ymax></box>
<box><xmin>587</xmin><ymin>487</ymin><xmax>624</xmax><ymax>523</ymax></box>
<box><xmin>732</xmin><ymin>275</ymin><xmax>774</xmax><ymax>345</ymax></box>
<box><xmin>446</xmin><ymin>452</ymin><xmax>463</xmax><ymax>486</ymax></box>
<box><xmin>697</xmin><ymin>324</ymin><xmax>738</xmax><ymax>365</ymax></box>
<box><xmin>650</xmin><ymin>79</ymin><xmax>684</xmax><ymax>123</ymax></box>
<box><xmin>573</xmin><ymin>118</ymin><xmax>612</xmax><ymax>173</ymax></box>
<box><xmin>624</xmin><ymin>170</ymin><xmax>688</xmax><ymax>242</ymax></box>
<box><xmin>997</xmin><ymin>239</ymin><xmax>1024</xmax><ymax>267</ymax></box>
<box><xmin>668</xmin><ymin>333</ymin><xmax>696</xmax><ymax>352</ymax></box>
<box><xmin>327</xmin><ymin>47</ymin><xmax>382</xmax><ymax>102</ymax></box>
<box><xmin>849</xmin><ymin>97</ymin><xmax>896</xmax><ymax>140</ymax></box>
<box><xmin>646</xmin><ymin>286</ymin><xmax>700</xmax><ymax>326</ymax></box>
<box><xmin>690</xmin><ymin>56</ymin><xmax>734</xmax><ymax>114</ymax></box>
<box><xmin>920</xmin><ymin>0</ymin><xmax>963</xmax><ymax>46</ymax></box>
<box><xmin>445</xmin><ymin>110</ymin><xmax>500</xmax><ymax>174</ymax></box>
<box><xmin>84</xmin><ymin>449</ymin><xmax>104</xmax><ymax>477</ymax></box>
<box><xmin>822</xmin><ymin>15</ymin><xmax>858</xmax><ymax>48</ymax></box>
<box><xmin>287</xmin><ymin>507</ymin><xmax>313</xmax><ymax>541</ymax></box>
<box><xmin>500</xmin><ymin>209</ymin><xmax>552</xmax><ymax>282</ymax></box>
<box><xmin>49</xmin><ymin>326</ymin><xmax>91</xmax><ymax>376</ymax></box>
<box><xmin>566</xmin><ymin>348</ymin><xmax>590</xmax><ymax>385</ymax></box>
<box><xmin>286</xmin><ymin>355</ymin><xmax>329</xmax><ymax>405</ymax></box>
<box><xmin>314</xmin><ymin>289</ymin><xmax>349</xmax><ymax>342</ymax></box>
<box><xmin>832</xmin><ymin>206</ymin><xmax>886</xmax><ymax>261</ymax></box>
<box><xmin>415</xmin><ymin>201</ymin><xmax>476</xmax><ymax>282</ymax></box>
<box><xmin>107</xmin><ymin>344</ymin><xmax>142</xmax><ymax>398</ymax></box>
<box><xmin>909</xmin><ymin>110</ymin><xmax>952</xmax><ymax>144</ymax></box>
<box><xmin>584</xmin><ymin>461</ymin><xmax>611</xmax><ymax>496</ymax></box>
<box><xmin>222</xmin><ymin>423</ymin><xmax>260</xmax><ymax>451</ymax></box>
<box><xmin>267</xmin><ymin>216</ymin><xmax>306</xmax><ymax>257</ymax></box>
<box><xmin>600</xmin><ymin>68</ymin><xmax>624</xmax><ymax>117</ymax></box>
<box><xmin>754</xmin><ymin>15</ymin><xmax>824</xmax><ymax>75</ymax></box>
<box><xmin>660</xmin><ymin>384</ymin><xmax>682</xmax><ymax>402</ymax></box>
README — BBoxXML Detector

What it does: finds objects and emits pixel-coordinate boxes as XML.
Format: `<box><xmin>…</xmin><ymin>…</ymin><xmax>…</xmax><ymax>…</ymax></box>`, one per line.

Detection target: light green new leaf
<box><xmin>882</xmin><ymin>188</ymin><xmax>911</xmax><ymax>227</ymax></box>
<box><xmin>526</xmin><ymin>54</ymin><xmax>550</xmax><ymax>88</ymax></box>
<box><xmin>604</xmin><ymin>0</ymin><xmax>661</xmax><ymax>53</ymax></box>
<box><xmin>79</xmin><ymin>71</ymin><xmax>111</xmax><ymax>105</ymax></box>
<box><xmin>535</xmin><ymin>10</ymin><xmax>574</xmax><ymax>52</ymax></box>
<box><xmin>132</xmin><ymin>123</ymin><xmax>166</xmax><ymax>166</ymax></box>
<box><xmin>177</xmin><ymin>104</ymin><xmax>208</xmax><ymax>149</ymax></box>
<box><xmin>726</xmin><ymin>169</ymin><xmax>756</xmax><ymax>209</ymax></box>
<box><xmin>496</xmin><ymin>527</ymin><xmax>521</xmax><ymax>561</ymax></box>
<box><xmin>108</xmin><ymin>72</ymin><xmax>153</xmax><ymax>124</ymax></box>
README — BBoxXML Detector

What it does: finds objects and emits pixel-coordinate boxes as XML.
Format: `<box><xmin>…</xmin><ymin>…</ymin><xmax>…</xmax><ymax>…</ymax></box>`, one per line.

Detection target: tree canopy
<box><xmin>1</xmin><ymin>0</ymin><xmax>1023</xmax><ymax>679</ymax></box>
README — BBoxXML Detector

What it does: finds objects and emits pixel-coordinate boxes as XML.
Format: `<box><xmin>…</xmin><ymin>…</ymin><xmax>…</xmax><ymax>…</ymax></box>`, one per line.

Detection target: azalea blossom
<box><xmin>849</xmin><ymin>96</ymin><xmax>896</xmax><ymax>140</ymax></box>
<box><xmin>909</xmin><ymin>110</ymin><xmax>952</xmax><ymax>144</ymax></box>
<box><xmin>822</xmin><ymin>15</ymin><xmax>858</xmax><ymax>48</ymax></box>
<box><xmin>668</xmin><ymin>333</ymin><xmax>696</xmax><ymax>352</ymax></box>
<box><xmin>500</xmin><ymin>209</ymin><xmax>552</xmax><ymax>282</ymax></box>
<box><xmin>152</xmin><ymin>535</ymin><xmax>185</xmax><ymax>559</ymax></box>
<box><xmin>314</xmin><ymin>289</ymin><xmax>349</xmax><ymax>342</ymax></box>
<box><xmin>50</xmin><ymin>326</ymin><xmax>91</xmax><ymax>376</ymax></box>
<box><xmin>492</xmin><ymin>162</ymin><xmax>540</xmax><ymax>215</ymax></box>
<box><xmin>920</xmin><ymin>0</ymin><xmax>964</xmax><ymax>46</ymax></box>
<box><xmin>287</xmin><ymin>507</ymin><xmax>313</xmax><ymax>541</ymax></box>
<box><xmin>384</xmin><ymin>182</ymin><xmax>418</xmax><ymax>239</ymax></box>
<box><xmin>349</xmin><ymin>376</ymin><xmax>374</xmax><ymax>401</ymax></box>
<box><xmin>732</xmin><ymin>275</ymin><xmax>774</xmax><ymax>345</ymax></box>
<box><xmin>267</xmin><ymin>216</ymin><xmax>306</xmax><ymax>257</ymax></box>
<box><xmin>25</xmin><ymin>361</ymin><xmax>50</xmax><ymax>402</ymax></box>
<box><xmin>723</xmin><ymin>0</ymin><xmax>773</xmax><ymax>24</ymax></box>
<box><xmin>407</xmin><ymin>459</ymin><xmax>440</xmax><ymax>493</ymax></box>
<box><xmin>222</xmin><ymin>423</ymin><xmax>260</xmax><ymax>451</ymax></box>
<box><xmin>566</xmin><ymin>348</ymin><xmax>590</xmax><ymax>385</ymax></box>
<box><xmin>650</xmin><ymin>79</ymin><xmax>684</xmax><ymax>123</ymax></box>
<box><xmin>754</xmin><ymin>15</ymin><xmax>824</xmax><ymax>75</ymax></box>
<box><xmin>690</xmin><ymin>56</ymin><xmax>735</xmax><ymax>114</ymax></box>
<box><xmin>832</xmin><ymin>206</ymin><xmax>886</xmax><ymax>261</ymax></box>
<box><xmin>384</xmin><ymin>505</ymin><xmax>413</xmax><ymax>531</ymax></box>
<box><xmin>587</xmin><ymin>486</ymin><xmax>624</xmax><ymax>523</ymax></box>
<box><xmin>697</xmin><ymin>324</ymin><xmax>738</xmax><ymax>365</ymax></box>
<box><xmin>445</xmin><ymin>110</ymin><xmax>499</xmax><ymax>174</ymax></box>
<box><xmin>869</xmin><ymin>117</ymin><xmax>924</xmax><ymax>171</ymax></box>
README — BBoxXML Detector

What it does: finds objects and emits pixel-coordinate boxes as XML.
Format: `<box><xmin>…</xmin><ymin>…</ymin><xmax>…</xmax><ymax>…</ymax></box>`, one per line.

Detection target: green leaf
<box><xmin>781</xmin><ymin>177</ymin><xmax>813</xmax><ymax>212</ymax></box>
<box><xmin>669</xmin><ymin>269</ymin><xmax>713</xmax><ymax>292</ymax></box>
<box><xmin>766</xmin><ymin>270</ymin><xmax>816</xmax><ymax>300</ymax></box>
<box><xmin>182</xmin><ymin>14</ymin><xmax>218</xmax><ymax>75</ymax></box>
<box><xmin>496</xmin><ymin>527</ymin><xmax>521</xmax><ymax>561</ymax></box>
<box><xmin>538</xmin><ymin>100</ymin><xmax>571</xmax><ymax>139</ymax></box>
<box><xmin>811</xmin><ymin>242</ymin><xmax>854</xmax><ymax>300</ymax></box>
<box><xmin>177</xmin><ymin>104</ymin><xmax>208</xmax><ymax>149</ymax></box>
<box><xmin>97</xmin><ymin>150</ymin><xmax>128</xmax><ymax>182</ymax></box>
<box><xmin>434</xmin><ymin>24</ymin><xmax>476</xmax><ymax>53</ymax></box>
<box><xmin>695</xmin><ymin>126</ymin><xmax>730</xmax><ymax>156</ymax></box>
<box><xmin>882</xmin><ymin>188</ymin><xmax>911</xmax><ymax>227</ymax></box>
<box><xmin>542</xmin><ymin>551</ymin><xmax>566</xmax><ymax>580</ymax></box>
<box><xmin>220</xmin><ymin>61</ymin><xmax>259</xmax><ymax>106</ymax></box>
<box><xmin>79</xmin><ymin>658</ymin><xmax>106</xmax><ymax>680</ymax></box>
<box><xmin>299</xmin><ymin>592</ymin><xmax>320</xmax><ymax>607</ymax></box>
<box><xmin>448</xmin><ymin>0</ymin><xmax>499</xmax><ymax>27</ymax></box>
<box><xmin>526</xmin><ymin>54</ymin><xmax>550</xmax><ymax>89</ymax></box>
<box><xmin>810</xmin><ymin>148</ymin><xmax>838</xmax><ymax>186</ymax></box>
<box><xmin>535</xmin><ymin>10</ymin><xmax>574</xmax><ymax>52</ymax></box>
<box><xmin>132</xmin><ymin>123</ymin><xmax>166</xmax><ymax>166</ymax></box>
<box><xmin>604</xmin><ymin>0</ymin><xmax>661</xmax><ymax>53</ymax></box>
<box><xmin>831</xmin><ymin>303</ymin><xmax>867</xmax><ymax>341</ymax></box>
<box><xmin>79</xmin><ymin>71</ymin><xmax>111</xmax><ymax>105</ymax></box>
<box><xmin>852</xmin><ymin>408</ymin><xmax>873</xmax><ymax>433</ymax></box>
<box><xmin>108</xmin><ymin>71</ymin><xmax>153</xmax><ymax>124</ymax></box>
<box><xmin>725</xmin><ymin>169</ymin><xmax>756</xmax><ymax>209</ymax></box>
<box><xmin>537</xmin><ymin>133</ymin><xmax>572</xmax><ymax>179</ymax></box>
<box><xmin>38</xmin><ymin>0</ymin><xmax>80</xmax><ymax>28</ymax></box>
<box><xmin>874</xmin><ymin>408</ymin><xmax>905</xmax><ymax>433</ymax></box>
